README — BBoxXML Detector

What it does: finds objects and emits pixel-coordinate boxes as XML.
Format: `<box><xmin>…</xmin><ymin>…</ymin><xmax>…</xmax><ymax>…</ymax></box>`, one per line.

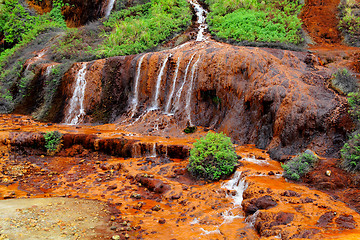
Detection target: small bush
<box><xmin>347</xmin><ymin>91</ymin><xmax>360</xmax><ymax>124</ymax></box>
<box><xmin>338</xmin><ymin>0</ymin><xmax>360</xmax><ymax>47</ymax></box>
<box><xmin>282</xmin><ymin>150</ymin><xmax>318</xmax><ymax>181</ymax></box>
<box><xmin>184</xmin><ymin>126</ymin><xmax>197</xmax><ymax>134</ymax></box>
<box><xmin>331</xmin><ymin>68</ymin><xmax>359</xmax><ymax>95</ymax></box>
<box><xmin>341</xmin><ymin>133</ymin><xmax>360</xmax><ymax>172</ymax></box>
<box><xmin>188</xmin><ymin>132</ymin><xmax>237</xmax><ymax>181</ymax></box>
<box><xmin>206</xmin><ymin>0</ymin><xmax>304</xmax><ymax>45</ymax></box>
<box><xmin>44</xmin><ymin>130</ymin><xmax>62</xmax><ymax>154</ymax></box>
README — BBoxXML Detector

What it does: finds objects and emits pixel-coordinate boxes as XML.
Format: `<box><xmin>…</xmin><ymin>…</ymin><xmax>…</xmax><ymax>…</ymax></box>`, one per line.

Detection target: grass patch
<box><xmin>96</xmin><ymin>0</ymin><xmax>191</xmax><ymax>57</ymax></box>
<box><xmin>205</xmin><ymin>0</ymin><xmax>304</xmax><ymax>45</ymax></box>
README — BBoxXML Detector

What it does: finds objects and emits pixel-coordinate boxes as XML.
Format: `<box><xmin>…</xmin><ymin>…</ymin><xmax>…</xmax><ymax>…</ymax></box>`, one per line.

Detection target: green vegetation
<box><xmin>347</xmin><ymin>91</ymin><xmax>360</xmax><ymax>126</ymax></box>
<box><xmin>188</xmin><ymin>132</ymin><xmax>237</xmax><ymax>181</ymax></box>
<box><xmin>341</xmin><ymin>133</ymin><xmax>360</xmax><ymax>172</ymax></box>
<box><xmin>282</xmin><ymin>150</ymin><xmax>318</xmax><ymax>181</ymax></box>
<box><xmin>205</xmin><ymin>0</ymin><xmax>304</xmax><ymax>45</ymax></box>
<box><xmin>0</xmin><ymin>0</ymin><xmax>67</xmax><ymax>69</ymax></box>
<box><xmin>97</xmin><ymin>0</ymin><xmax>191</xmax><ymax>57</ymax></box>
<box><xmin>330</xmin><ymin>68</ymin><xmax>359</xmax><ymax>95</ymax></box>
<box><xmin>338</xmin><ymin>0</ymin><xmax>360</xmax><ymax>47</ymax></box>
<box><xmin>44</xmin><ymin>130</ymin><xmax>62</xmax><ymax>154</ymax></box>
<box><xmin>32</xmin><ymin>62</ymin><xmax>72</xmax><ymax>120</ymax></box>
<box><xmin>340</xmin><ymin>90</ymin><xmax>360</xmax><ymax>172</ymax></box>
<box><xmin>184</xmin><ymin>126</ymin><xmax>197</xmax><ymax>134</ymax></box>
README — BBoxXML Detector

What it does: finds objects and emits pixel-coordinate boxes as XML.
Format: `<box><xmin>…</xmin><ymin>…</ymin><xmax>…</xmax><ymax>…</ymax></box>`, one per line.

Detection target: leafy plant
<box><xmin>96</xmin><ymin>0</ymin><xmax>191</xmax><ymax>57</ymax></box>
<box><xmin>44</xmin><ymin>130</ymin><xmax>62</xmax><ymax>154</ymax></box>
<box><xmin>188</xmin><ymin>132</ymin><xmax>237</xmax><ymax>180</ymax></box>
<box><xmin>338</xmin><ymin>0</ymin><xmax>360</xmax><ymax>47</ymax></box>
<box><xmin>330</xmin><ymin>68</ymin><xmax>358</xmax><ymax>95</ymax></box>
<box><xmin>184</xmin><ymin>126</ymin><xmax>197</xmax><ymax>134</ymax></box>
<box><xmin>205</xmin><ymin>0</ymin><xmax>304</xmax><ymax>44</ymax></box>
<box><xmin>282</xmin><ymin>150</ymin><xmax>318</xmax><ymax>181</ymax></box>
<box><xmin>347</xmin><ymin>91</ymin><xmax>360</xmax><ymax>125</ymax></box>
<box><xmin>341</xmin><ymin>133</ymin><xmax>360</xmax><ymax>172</ymax></box>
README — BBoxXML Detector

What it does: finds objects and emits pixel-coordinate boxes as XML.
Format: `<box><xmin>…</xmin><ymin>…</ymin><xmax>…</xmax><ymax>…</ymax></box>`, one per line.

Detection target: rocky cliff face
<box><xmin>27</xmin><ymin>0</ymin><xmax>108</xmax><ymax>27</ymax></box>
<box><xmin>24</xmin><ymin>41</ymin><xmax>352</xmax><ymax>160</ymax></box>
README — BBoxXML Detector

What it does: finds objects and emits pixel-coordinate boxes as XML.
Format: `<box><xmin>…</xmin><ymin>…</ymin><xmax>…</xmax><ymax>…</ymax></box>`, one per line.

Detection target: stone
<box><xmin>112</xmin><ymin>235</ymin><xmax>120</xmax><ymax>240</ymax></box>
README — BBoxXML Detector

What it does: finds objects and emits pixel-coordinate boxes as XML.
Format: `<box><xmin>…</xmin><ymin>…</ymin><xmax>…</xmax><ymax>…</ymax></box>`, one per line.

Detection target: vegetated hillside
<box><xmin>338</xmin><ymin>0</ymin><xmax>360</xmax><ymax>47</ymax></box>
<box><xmin>0</xmin><ymin>0</ymin><xmax>191</xmax><ymax>115</ymax></box>
<box><xmin>203</xmin><ymin>0</ymin><xmax>304</xmax><ymax>48</ymax></box>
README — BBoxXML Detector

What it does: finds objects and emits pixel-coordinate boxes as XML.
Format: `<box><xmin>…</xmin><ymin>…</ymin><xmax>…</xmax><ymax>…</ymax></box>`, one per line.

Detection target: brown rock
<box><xmin>243</xmin><ymin>195</ymin><xmax>278</xmax><ymax>216</ymax></box>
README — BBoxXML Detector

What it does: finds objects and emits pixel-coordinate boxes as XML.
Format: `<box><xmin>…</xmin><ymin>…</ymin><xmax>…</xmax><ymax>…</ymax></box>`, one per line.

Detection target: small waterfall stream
<box><xmin>105</xmin><ymin>0</ymin><xmax>116</xmax><ymax>18</ymax></box>
<box><xmin>188</xmin><ymin>0</ymin><xmax>208</xmax><ymax>41</ymax></box>
<box><xmin>165</xmin><ymin>56</ymin><xmax>181</xmax><ymax>114</ymax></box>
<box><xmin>173</xmin><ymin>53</ymin><xmax>196</xmax><ymax>113</ymax></box>
<box><xmin>185</xmin><ymin>54</ymin><xmax>201</xmax><ymax>126</ymax></box>
<box><xmin>150</xmin><ymin>54</ymin><xmax>172</xmax><ymax>111</ymax></box>
<box><xmin>65</xmin><ymin>63</ymin><xmax>88</xmax><ymax>125</ymax></box>
<box><xmin>130</xmin><ymin>54</ymin><xmax>146</xmax><ymax>118</ymax></box>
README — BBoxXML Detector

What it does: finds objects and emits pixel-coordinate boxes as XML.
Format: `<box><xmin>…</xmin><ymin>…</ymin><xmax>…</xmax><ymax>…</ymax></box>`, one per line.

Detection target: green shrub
<box><xmin>341</xmin><ymin>133</ymin><xmax>360</xmax><ymax>172</ymax></box>
<box><xmin>347</xmin><ymin>91</ymin><xmax>360</xmax><ymax>124</ymax></box>
<box><xmin>96</xmin><ymin>0</ymin><xmax>191</xmax><ymax>57</ymax></box>
<box><xmin>184</xmin><ymin>126</ymin><xmax>197</xmax><ymax>134</ymax></box>
<box><xmin>338</xmin><ymin>0</ymin><xmax>360</xmax><ymax>47</ymax></box>
<box><xmin>44</xmin><ymin>130</ymin><xmax>62</xmax><ymax>154</ymax></box>
<box><xmin>282</xmin><ymin>150</ymin><xmax>318</xmax><ymax>181</ymax></box>
<box><xmin>205</xmin><ymin>0</ymin><xmax>303</xmax><ymax>44</ymax></box>
<box><xmin>188</xmin><ymin>132</ymin><xmax>237</xmax><ymax>180</ymax></box>
<box><xmin>331</xmin><ymin>68</ymin><xmax>359</xmax><ymax>95</ymax></box>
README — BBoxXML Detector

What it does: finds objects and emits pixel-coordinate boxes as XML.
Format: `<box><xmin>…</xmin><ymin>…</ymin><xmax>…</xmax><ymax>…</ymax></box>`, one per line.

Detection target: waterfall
<box><xmin>105</xmin><ymin>0</ymin><xmax>116</xmax><ymax>18</ymax></box>
<box><xmin>188</xmin><ymin>0</ymin><xmax>208</xmax><ymax>41</ymax></box>
<box><xmin>149</xmin><ymin>143</ymin><xmax>157</xmax><ymax>157</ymax></box>
<box><xmin>222</xmin><ymin>171</ymin><xmax>247</xmax><ymax>207</ymax></box>
<box><xmin>150</xmin><ymin>54</ymin><xmax>172</xmax><ymax>111</ymax></box>
<box><xmin>130</xmin><ymin>54</ymin><xmax>146</xmax><ymax>118</ymax></box>
<box><xmin>164</xmin><ymin>56</ymin><xmax>181</xmax><ymax>114</ymax></box>
<box><xmin>45</xmin><ymin>65</ymin><xmax>53</xmax><ymax>78</ymax></box>
<box><xmin>172</xmin><ymin>53</ymin><xmax>196</xmax><ymax>113</ymax></box>
<box><xmin>185</xmin><ymin>55</ymin><xmax>201</xmax><ymax>126</ymax></box>
<box><xmin>65</xmin><ymin>63</ymin><xmax>88</xmax><ymax>125</ymax></box>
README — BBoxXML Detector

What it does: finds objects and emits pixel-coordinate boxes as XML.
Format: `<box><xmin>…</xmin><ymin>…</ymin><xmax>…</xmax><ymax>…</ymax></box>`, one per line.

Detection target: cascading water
<box><xmin>130</xmin><ymin>54</ymin><xmax>146</xmax><ymax>118</ymax></box>
<box><xmin>45</xmin><ymin>65</ymin><xmax>53</xmax><ymax>78</ymax></box>
<box><xmin>188</xmin><ymin>0</ymin><xmax>208</xmax><ymax>41</ymax></box>
<box><xmin>172</xmin><ymin>53</ymin><xmax>196</xmax><ymax>113</ymax></box>
<box><xmin>164</xmin><ymin>56</ymin><xmax>181</xmax><ymax>114</ymax></box>
<box><xmin>64</xmin><ymin>63</ymin><xmax>88</xmax><ymax>125</ymax></box>
<box><xmin>104</xmin><ymin>0</ymin><xmax>116</xmax><ymax>18</ymax></box>
<box><xmin>185</xmin><ymin>55</ymin><xmax>201</xmax><ymax>126</ymax></box>
<box><xmin>150</xmin><ymin>54</ymin><xmax>172</xmax><ymax>111</ymax></box>
<box><xmin>222</xmin><ymin>171</ymin><xmax>247</xmax><ymax>208</ymax></box>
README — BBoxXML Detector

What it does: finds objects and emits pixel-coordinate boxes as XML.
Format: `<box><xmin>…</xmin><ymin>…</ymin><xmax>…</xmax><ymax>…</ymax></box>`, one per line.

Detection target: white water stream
<box><xmin>150</xmin><ymin>54</ymin><xmax>172</xmax><ymax>111</ymax></box>
<box><xmin>193</xmin><ymin>171</ymin><xmax>248</xmax><ymax>235</ymax></box>
<box><xmin>105</xmin><ymin>0</ymin><xmax>116</xmax><ymax>18</ymax></box>
<box><xmin>188</xmin><ymin>0</ymin><xmax>208</xmax><ymax>41</ymax></box>
<box><xmin>130</xmin><ymin>54</ymin><xmax>146</xmax><ymax>118</ymax></box>
<box><xmin>173</xmin><ymin>53</ymin><xmax>196</xmax><ymax>113</ymax></box>
<box><xmin>65</xmin><ymin>63</ymin><xmax>88</xmax><ymax>125</ymax></box>
<box><xmin>185</xmin><ymin>54</ymin><xmax>201</xmax><ymax>126</ymax></box>
<box><xmin>165</xmin><ymin>56</ymin><xmax>181</xmax><ymax>114</ymax></box>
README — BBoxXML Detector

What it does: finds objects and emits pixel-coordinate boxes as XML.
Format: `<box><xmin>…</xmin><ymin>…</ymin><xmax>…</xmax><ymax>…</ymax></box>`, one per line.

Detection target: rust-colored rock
<box><xmin>243</xmin><ymin>195</ymin><xmax>278</xmax><ymax>216</ymax></box>
<box><xmin>135</xmin><ymin>174</ymin><xmax>170</xmax><ymax>194</ymax></box>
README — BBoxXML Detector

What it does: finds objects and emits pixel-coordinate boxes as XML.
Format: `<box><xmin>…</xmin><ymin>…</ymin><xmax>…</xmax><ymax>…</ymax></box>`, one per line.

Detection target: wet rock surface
<box><xmin>1</xmin><ymin>115</ymin><xmax>360</xmax><ymax>239</ymax></box>
<box><xmin>20</xmin><ymin>40</ymin><xmax>352</xmax><ymax>160</ymax></box>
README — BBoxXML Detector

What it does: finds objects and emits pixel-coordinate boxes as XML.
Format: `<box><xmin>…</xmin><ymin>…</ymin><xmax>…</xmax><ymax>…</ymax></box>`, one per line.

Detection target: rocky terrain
<box><xmin>1</xmin><ymin>0</ymin><xmax>360</xmax><ymax>239</ymax></box>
